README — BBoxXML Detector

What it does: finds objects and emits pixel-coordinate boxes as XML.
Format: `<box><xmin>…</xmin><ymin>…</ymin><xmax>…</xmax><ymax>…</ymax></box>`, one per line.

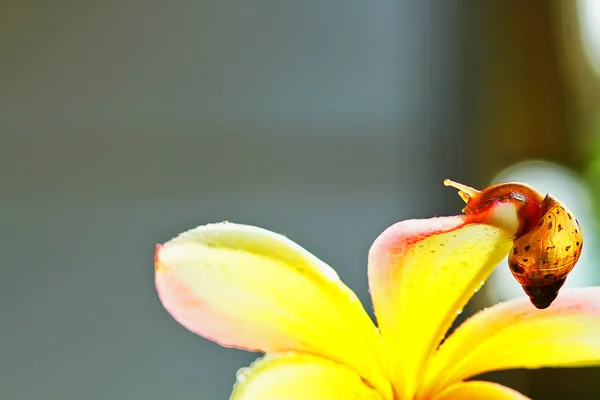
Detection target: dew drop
<box><xmin>456</xmin><ymin>309</ymin><xmax>463</xmax><ymax>315</ymax></box>
<box><xmin>236</xmin><ymin>367</ymin><xmax>251</xmax><ymax>383</ymax></box>
<box><xmin>473</xmin><ymin>280</ymin><xmax>485</xmax><ymax>293</ymax></box>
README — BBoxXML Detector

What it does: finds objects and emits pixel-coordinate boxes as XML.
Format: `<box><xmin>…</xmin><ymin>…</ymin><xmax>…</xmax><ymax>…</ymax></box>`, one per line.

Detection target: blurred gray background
<box><xmin>2</xmin><ymin>1</ymin><xmax>598</xmax><ymax>399</ymax></box>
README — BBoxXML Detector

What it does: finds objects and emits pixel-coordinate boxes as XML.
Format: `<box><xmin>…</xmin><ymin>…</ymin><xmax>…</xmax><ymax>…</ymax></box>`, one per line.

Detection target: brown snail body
<box><xmin>444</xmin><ymin>179</ymin><xmax>583</xmax><ymax>309</ymax></box>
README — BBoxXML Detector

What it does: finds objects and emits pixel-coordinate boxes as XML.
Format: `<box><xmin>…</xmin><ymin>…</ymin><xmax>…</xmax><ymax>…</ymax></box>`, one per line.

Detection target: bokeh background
<box><xmin>2</xmin><ymin>1</ymin><xmax>600</xmax><ymax>399</ymax></box>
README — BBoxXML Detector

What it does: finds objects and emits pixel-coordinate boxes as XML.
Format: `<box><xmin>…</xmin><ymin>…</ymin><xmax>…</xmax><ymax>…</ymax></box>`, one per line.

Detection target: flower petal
<box><xmin>421</xmin><ymin>287</ymin><xmax>600</xmax><ymax>397</ymax></box>
<box><xmin>432</xmin><ymin>381</ymin><xmax>530</xmax><ymax>400</ymax></box>
<box><xmin>155</xmin><ymin>222</ymin><xmax>390</xmax><ymax>398</ymax></box>
<box><xmin>230</xmin><ymin>353</ymin><xmax>384</xmax><ymax>400</ymax></box>
<box><xmin>368</xmin><ymin>202</ymin><xmax>519</xmax><ymax>399</ymax></box>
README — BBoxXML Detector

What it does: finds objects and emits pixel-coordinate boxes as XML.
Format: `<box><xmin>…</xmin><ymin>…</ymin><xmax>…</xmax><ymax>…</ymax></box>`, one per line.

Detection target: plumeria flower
<box><xmin>155</xmin><ymin>181</ymin><xmax>600</xmax><ymax>399</ymax></box>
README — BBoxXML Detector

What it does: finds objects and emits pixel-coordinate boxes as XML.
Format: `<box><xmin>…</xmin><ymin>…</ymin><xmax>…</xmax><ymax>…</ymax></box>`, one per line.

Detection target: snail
<box><xmin>444</xmin><ymin>179</ymin><xmax>583</xmax><ymax>309</ymax></box>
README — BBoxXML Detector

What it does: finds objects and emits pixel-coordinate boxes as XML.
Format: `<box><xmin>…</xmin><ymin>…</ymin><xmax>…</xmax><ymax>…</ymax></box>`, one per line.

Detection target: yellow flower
<box><xmin>155</xmin><ymin>199</ymin><xmax>600</xmax><ymax>399</ymax></box>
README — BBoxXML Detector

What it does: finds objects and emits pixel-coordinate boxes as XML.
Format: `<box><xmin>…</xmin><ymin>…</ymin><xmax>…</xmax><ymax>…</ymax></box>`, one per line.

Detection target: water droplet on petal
<box><xmin>456</xmin><ymin>309</ymin><xmax>463</xmax><ymax>315</ymax></box>
<box><xmin>473</xmin><ymin>280</ymin><xmax>485</xmax><ymax>293</ymax></box>
<box><xmin>236</xmin><ymin>367</ymin><xmax>251</xmax><ymax>383</ymax></box>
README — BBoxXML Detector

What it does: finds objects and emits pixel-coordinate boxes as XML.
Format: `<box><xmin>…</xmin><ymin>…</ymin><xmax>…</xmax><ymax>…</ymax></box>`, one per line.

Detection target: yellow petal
<box><xmin>230</xmin><ymin>353</ymin><xmax>384</xmax><ymax>400</ymax></box>
<box><xmin>368</xmin><ymin>202</ymin><xmax>519</xmax><ymax>399</ymax></box>
<box><xmin>421</xmin><ymin>287</ymin><xmax>600</xmax><ymax>397</ymax></box>
<box><xmin>432</xmin><ymin>381</ymin><xmax>530</xmax><ymax>400</ymax></box>
<box><xmin>155</xmin><ymin>222</ymin><xmax>391</xmax><ymax>398</ymax></box>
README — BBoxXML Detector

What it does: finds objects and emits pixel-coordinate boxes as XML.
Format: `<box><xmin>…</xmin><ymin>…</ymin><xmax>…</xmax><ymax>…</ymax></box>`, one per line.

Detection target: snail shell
<box><xmin>444</xmin><ymin>179</ymin><xmax>583</xmax><ymax>309</ymax></box>
<box><xmin>508</xmin><ymin>194</ymin><xmax>582</xmax><ymax>309</ymax></box>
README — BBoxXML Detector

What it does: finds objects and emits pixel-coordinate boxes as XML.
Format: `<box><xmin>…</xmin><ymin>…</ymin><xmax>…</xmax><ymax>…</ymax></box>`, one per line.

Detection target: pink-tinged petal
<box><xmin>432</xmin><ymin>381</ymin><xmax>530</xmax><ymax>400</ymax></box>
<box><xmin>368</xmin><ymin>202</ymin><xmax>519</xmax><ymax>399</ymax></box>
<box><xmin>155</xmin><ymin>222</ymin><xmax>391</xmax><ymax>398</ymax></box>
<box><xmin>421</xmin><ymin>287</ymin><xmax>600</xmax><ymax>397</ymax></box>
<box><xmin>230</xmin><ymin>353</ymin><xmax>385</xmax><ymax>400</ymax></box>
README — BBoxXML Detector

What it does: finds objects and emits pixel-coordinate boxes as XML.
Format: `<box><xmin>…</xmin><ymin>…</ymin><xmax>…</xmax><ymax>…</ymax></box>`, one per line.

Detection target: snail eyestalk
<box><xmin>443</xmin><ymin>179</ymin><xmax>480</xmax><ymax>203</ymax></box>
